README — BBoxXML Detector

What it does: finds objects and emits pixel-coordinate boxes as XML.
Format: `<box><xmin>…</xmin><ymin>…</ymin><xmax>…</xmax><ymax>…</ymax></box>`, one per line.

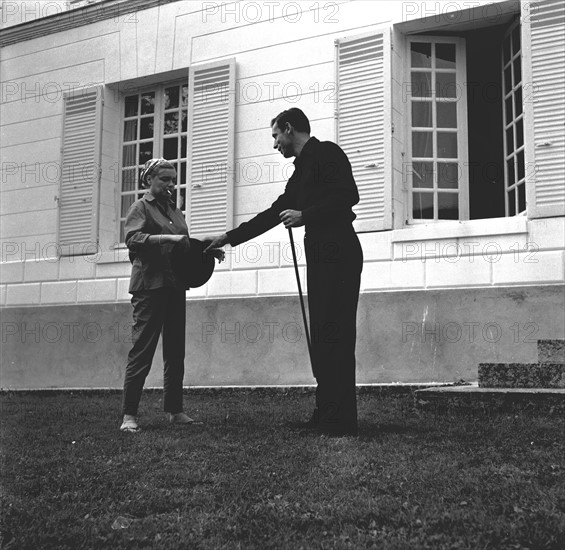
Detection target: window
<box><xmin>119</xmin><ymin>82</ymin><xmax>188</xmax><ymax>241</ymax></box>
<box><xmin>405</xmin><ymin>19</ymin><xmax>525</xmax><ymax>224</ymax></box>
<box><xmin>502</xmin><ymin>19</ymin><xmax>526</xmax><ymax>215</ymax></box>
<box><xmin>407</xmin><ymin>37</ymin><xmax>468</xmax><ymax>222</ymax></box>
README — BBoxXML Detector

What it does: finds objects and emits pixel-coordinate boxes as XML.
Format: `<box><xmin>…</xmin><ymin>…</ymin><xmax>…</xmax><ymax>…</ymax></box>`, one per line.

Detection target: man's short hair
<box><xmin>270</xmin><ymin>108</ymin><xmax>311</xmax><ymax>134</ymax></box>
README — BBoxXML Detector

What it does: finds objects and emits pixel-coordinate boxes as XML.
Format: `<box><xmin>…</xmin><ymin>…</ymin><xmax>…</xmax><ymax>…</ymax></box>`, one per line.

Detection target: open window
<box><xmin>118</xmin><ymin>81</ymin><xmax>189</xmax><ymax>242</ymax></box>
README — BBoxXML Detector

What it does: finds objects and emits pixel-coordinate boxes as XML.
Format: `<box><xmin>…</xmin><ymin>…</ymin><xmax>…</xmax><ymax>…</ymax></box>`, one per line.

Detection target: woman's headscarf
<box><xmin>139</xmin><ymin>158</ymin><xmax>175</xmax><ymax>188</ymax></box>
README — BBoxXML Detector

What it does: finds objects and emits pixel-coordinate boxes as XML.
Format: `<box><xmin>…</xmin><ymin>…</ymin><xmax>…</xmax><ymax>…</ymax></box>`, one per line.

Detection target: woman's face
<box><xmin>148</xmin><ymin>167</ymin><xmax>177</xmax><ymax>199</ymax></box>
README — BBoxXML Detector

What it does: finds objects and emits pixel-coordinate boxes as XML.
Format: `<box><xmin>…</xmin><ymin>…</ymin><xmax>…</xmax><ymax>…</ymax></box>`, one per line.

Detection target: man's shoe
<box><xmin>289</xmin><ymin>408</ymin><xmax>319</xmax><ymax>430</ymax></box>
<box><xmin>318</xmin><ymin>424</ymin><xmax>358</xmax><ymax>437</ymax></box>
<box><xmin>169</xmin><ymin>412</ymin><xmax>195</xmax><ymax>424</ymax></box>
<box><xmin>120</xmin><ymin>415</ymin><xmax>140</xmax><ymax>432</ymax></box>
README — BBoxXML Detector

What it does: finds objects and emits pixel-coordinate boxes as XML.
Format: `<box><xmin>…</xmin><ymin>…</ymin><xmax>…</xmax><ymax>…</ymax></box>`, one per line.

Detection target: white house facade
<box><xmin>1</xmin><ymin>0</ymin><xmax>563</xmax><ymax>389</ymax></box>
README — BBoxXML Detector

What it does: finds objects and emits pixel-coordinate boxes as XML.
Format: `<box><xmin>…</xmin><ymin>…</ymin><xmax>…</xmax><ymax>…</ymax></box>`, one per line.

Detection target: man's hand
<box><xmin>203</xmin><ymin>233</ymin><xmax>229</xmax><ymax>252</ymax></box>
<box><xmin>280</xmin><ymin>210</ymin><xmax>304</xmax><ymax>228</ymax></box>
<box><xmin>206</xmin><ymin>248</ymin><xmax>226</xmax><ymax>263</ymax></box>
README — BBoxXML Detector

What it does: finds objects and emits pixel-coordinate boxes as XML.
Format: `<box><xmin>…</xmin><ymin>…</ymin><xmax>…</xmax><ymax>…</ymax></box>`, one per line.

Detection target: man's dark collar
<box><xmin>294</xmin><ymin>136</ymin><xmax>319</xmax><ymax>165</ymax></box>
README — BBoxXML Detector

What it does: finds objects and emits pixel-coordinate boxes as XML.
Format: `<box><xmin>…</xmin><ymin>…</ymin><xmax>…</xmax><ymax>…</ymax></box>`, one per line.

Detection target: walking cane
<box><xmin>287</xmin><ymin>227</ymin><xmax>314</xmax><ymax>371</ymax></box>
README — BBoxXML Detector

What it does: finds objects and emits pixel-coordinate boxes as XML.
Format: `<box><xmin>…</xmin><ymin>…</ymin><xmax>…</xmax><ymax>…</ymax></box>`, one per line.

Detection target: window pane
<box><xmin>513</xmin><ymin>57</ymin><xmax>522</xmax><ymax>87</ymax></box>
<box><xmin>181</xmin><ymin>136</ymin><xmax>187</xmax><ymax>158</ymax></box>
<box><xmin>437</xmin><ymin>162</ymin><xmax>459</xmax><ymax>189</ymax></box>
<box><xmin>412</xmin><ymin>102</ymin><xmax>432</xmax><ymax>127</ymax></box>
<box><xmin>180</xmin><ymin>161</ymin><xmax>187</xmax><ymax>186</ymax></box>
<box><xmin>165</xmin><ymin>86</ymin><xmax>179</xmax><ymax>110</ymax></box>
<box><xmin>411</xmin><ymin>42</ymin><xmax>431</xmax><ymax>68</ymax></box>
<box><xmin>504</xmin><ymin>67</ymin><xmax>512</xmax><ymax>94</ymax></box>
<box><xmin>437</xmin><ymin>102</ymin><xmax>456</xmax><ymax>128</ymax></box>
<box><xmin>437</xmin><ymin>132</ymin><xmax>457</xmax><ymax>158</ymax></box>
<box><xmin>515</xmin><ymin>87</ymin><xmax>523</xmax><ymax>117</ymax></box>
<box><xmin>412</xmin><ymin>132</ymin><xmax>433</xmax><ymax>157</ymax></box>
<box><xmin>518</xmin><ymin>183</ymin><xmax>526</xmax><ymax>212</ymax></box>
<box><xmin>508</xmin><ymin>187</ymin><xmax>516</xmax><ymax>216</ymax></box>
<box><xmin>125</xmin><ymin>95</ymin><xmax>138</xmax><ymax>117</ymax></box>
<box><xmin>123</xmin><ymin>120</ymin><xmax>137</xmax><ymax>142</ymax></box>
<box><xmin>179</xmin><ymin>186</ymin><xmax>186</xmax><ymax>210</ymax></box>
<box><xmin>141</xmin><ymin>92</ymin><xmax>155</xmax><ymax>115</ymax></box>
<box><xmin>122</xmin><ymin>144</ymin><xmax>137</xmax><ymax>167</ymax></box>
<box><xmin>506</xmin><ymin>127</ymin><xmax>514</xmax><ymax>155</ymax></box>
<box><xmin>412</xmin><ymin>161</ymin><xmax>433</xmax><ymax>188</ymax></box>
<box><xmin>139</xmin><ymin>142</ymin><xmax>153</xmax><ymax>164</ymax></box>
<box><xmin>164</xmin><ymin>112</ymin><xmax>179</xmax><ymax>134</ymax></box>
<box><xmin>181</xmin><ymin>85</ymin><xmax>188</xmax><ymax>107</ymax></box>
<box><xmin>413</xmin><ymin>192</ymin><xmax>434</xmax><ymax>219</ymax></box>
<box><xmin>436</xmin><ymin>43</ymin><xmax>456</xmax><ymax>69</ymax></box>
<box><xmin>505</xmin><ymin>95</ymin><xmax>513</xmax><ymax>123</ymax></box>
<box><xmin>121</xmin><ymin>168</ymin><xmax>137</xmax><ymax>192</ymax></box>
<box><xmin>517</xmin><ymin>150</ymin><xmax>525</xmax><ymax>181</ymax></box>
<box><xmin>512</xmin><ymin>24</ymin><xmax>521</xmax><ymax>55</ymax></box>
<box><xmin>163</xmin><ymin>137</ymin><xmax>178</xmax><ymax>160</ymax></box>
<box><xmin>411</xmin><ymin>72</ymin><xmax>432</xmax><ymax>97</ymax></box>
<box><xmin>181</xmin><ymin>110</ymin><xmax>188</xmax><ymax>132</ymax></box>
<box><xmin>436</xmin><ymin>72</ymin><xmax>457</xmax><ymax>98</ymax></box>
<box><xmin>140</xmin><ymin>117</ymin><xmax>154</xmax><ymax>139</ymax></box>
<box><xmin>438</xmin><ymin>192</ymin><xmax>458</xmax><ymax>219</ymax></box>
<box><xmin>121</xmin><ymin>193</ymin><xmax>135</xmax><ymax>217</ymax></box>
<box><xmin>507</xmin><ymin>157</ymin><xmax>515</xmax><ymax>184</ymax></box>
<box><xmin>503</xmin><ymin>38</ymin><xmax>511</xmax><ymax>64</ymax></box>
<box><xmin>516</xmin><ymin>118</ymin><xmax>524</xmax><ymax>149</ymax></box>
<box><xmin>120</xmin><ymin>220</ymin><xmax>126</xmax><ymax>243</ymax></box>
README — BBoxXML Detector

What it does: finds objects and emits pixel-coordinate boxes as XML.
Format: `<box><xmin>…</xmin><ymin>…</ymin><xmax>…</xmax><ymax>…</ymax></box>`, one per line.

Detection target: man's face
<box><xmin>272</xmin><ymin>122</ymin><xmax>294</xmax><ymax>158</ymax></box>
<box><xmin>148</xmin><ymin>167</ymin><xmax>177</xmax><ymax>198</ymax></box>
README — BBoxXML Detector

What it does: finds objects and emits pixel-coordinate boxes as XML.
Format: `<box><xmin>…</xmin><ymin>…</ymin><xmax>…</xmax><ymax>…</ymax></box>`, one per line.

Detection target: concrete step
<box><xmin>415</xmin><ymin>384</ymin><xmax>565</xmax><ymax>414</ymax></box>
<box><xmin>538</xmin><ymin>339</ymin><xmax>565</xmax><ymax>364</ymax></box>
<box><xmin>478</xmin><ymin>363</ymin><xmax>565</xmax><ymax>389</ymax></box>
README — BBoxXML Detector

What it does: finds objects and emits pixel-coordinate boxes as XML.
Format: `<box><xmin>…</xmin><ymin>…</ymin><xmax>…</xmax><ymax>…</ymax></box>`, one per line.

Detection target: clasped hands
<box><xmin>203</xmin><ymin>210</ymin><xmax>303</xmax><ymax>254</ymax></box>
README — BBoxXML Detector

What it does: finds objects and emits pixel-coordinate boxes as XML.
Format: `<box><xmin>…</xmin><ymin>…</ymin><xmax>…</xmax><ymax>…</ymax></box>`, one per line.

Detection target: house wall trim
<box><xmin>0</xmin><ymin>0</ymin><xmax>179</xmax><ymax>47</ymax></box>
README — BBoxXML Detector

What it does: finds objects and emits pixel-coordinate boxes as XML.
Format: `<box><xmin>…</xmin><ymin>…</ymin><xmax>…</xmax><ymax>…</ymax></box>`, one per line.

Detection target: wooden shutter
<box><xmin>58</xmin><ymin>86</ymin><xmax>103</xmax><ymax>255</ymax></box>
<box><xmin>186</xmin><ymin>59</ymin><xmax>235</xmax><ymax>237</ymax></box>
<box><xmin>336</xmin><ymin>29</ymin><xmax>392</xmax><ymax>232</ymax></box>
<box><xmin>523</xmin><ymin>0</ymin><xmax>565</xmax><ymax>218</ymax></box>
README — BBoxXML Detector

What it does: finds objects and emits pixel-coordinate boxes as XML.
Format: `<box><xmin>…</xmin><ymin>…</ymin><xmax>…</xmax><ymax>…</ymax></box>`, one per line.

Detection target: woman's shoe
<box><xmin>120</xmin><ymin>415</ymin><xmax>140</xmax><ymax>432</ymax></box>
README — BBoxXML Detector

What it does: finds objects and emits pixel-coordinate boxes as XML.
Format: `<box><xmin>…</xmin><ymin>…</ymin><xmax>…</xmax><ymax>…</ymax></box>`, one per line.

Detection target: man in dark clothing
<box><xmin>206</xmin><ymin>108</ymin><xmax>363</xmax><ymax>436</ymax></box>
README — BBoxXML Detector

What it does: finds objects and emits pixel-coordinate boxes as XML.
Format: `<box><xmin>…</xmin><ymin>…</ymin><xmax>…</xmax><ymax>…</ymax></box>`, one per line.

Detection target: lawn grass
<box><xmin>1</xmin><ymin>389</ymin><xmax>564</xmax><ymax>549</ymax></box>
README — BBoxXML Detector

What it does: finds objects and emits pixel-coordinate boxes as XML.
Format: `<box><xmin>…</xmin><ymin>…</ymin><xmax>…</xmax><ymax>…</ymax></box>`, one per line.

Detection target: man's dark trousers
<box><xmin>122</xmin><ymin>288</ymin><xmax>186</xmax><ymax>416</ymax></box>
<box><xmin>305</xmin><ymin>224</ymin><xmax>363</xmax><ymax>435</ymax></box>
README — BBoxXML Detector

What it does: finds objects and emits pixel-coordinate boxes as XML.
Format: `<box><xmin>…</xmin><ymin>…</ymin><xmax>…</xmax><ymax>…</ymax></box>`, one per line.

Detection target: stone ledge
<box><xmin>0</xmin><ymin>383</ymin><xmax>447</xmax><ymax>398</ymax></box>
<box><xmin>415</xmin><ymin>384</ymin><xmax>565</xmax><ymax>414</ymax></box>
<box><xmin>538</xmin><ymin>339</ymin><xmax>565</xmax><ymax>364</ymax></box>
<box><xmin>478</xmin><ymin>363</ymin><xmax>565</xmax><ymax>388</ymax></box>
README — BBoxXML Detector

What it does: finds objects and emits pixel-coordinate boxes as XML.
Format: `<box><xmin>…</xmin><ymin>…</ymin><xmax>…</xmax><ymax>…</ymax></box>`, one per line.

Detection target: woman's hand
<box><xmin>169</xmin><ymin>234</ymin><xmax>189</xmax><ymax>246</ymax></box>
<box><xmin>148</xmin><ymin>234</ymin><xmax>189</xmax><ymax>247</ymax></box>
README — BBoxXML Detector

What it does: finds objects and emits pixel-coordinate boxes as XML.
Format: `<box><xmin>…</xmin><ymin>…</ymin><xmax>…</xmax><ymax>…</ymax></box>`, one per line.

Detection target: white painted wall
<box><xmin>1</xmin><ymin>0</ymin><xmax>563</xmax><ymax>307</ymax></box>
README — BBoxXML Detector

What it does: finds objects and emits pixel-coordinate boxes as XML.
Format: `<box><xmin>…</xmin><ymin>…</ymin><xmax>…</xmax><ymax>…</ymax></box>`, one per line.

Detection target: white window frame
<box><xmin>502</xmin><ymin>17</ymin><xmax>526</xmax><ymax>216</ymax></box>
<box><xmin>117</xmin><ymin>79</ymin><xmax>188</xmax><ymax>243</ymax></box>
<box><xmin>405</xmin><ymin>36</ymin><xmax>469</xmax><ymax>224</ymax></box>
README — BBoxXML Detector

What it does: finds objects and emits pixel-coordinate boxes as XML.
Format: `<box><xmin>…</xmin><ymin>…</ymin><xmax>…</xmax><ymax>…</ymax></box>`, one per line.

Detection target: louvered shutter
<box><xmin>336</xmin><ymin>30</ymin><xmax>392</xmax><ymax>232</ymax></box>
<box><xmin>186</xmin><ymin>59</ymin><xmax>235</xmax><ymax>237</ymax></box>
<box><xmin>523</xmin><ymin>0</ymin><xmax>565</xmax><ymax>218</ymax></box>
<box><xmin>58</xmin><ymin>86</ymin><xmax>103</xmax><ymax>256</ymax></box>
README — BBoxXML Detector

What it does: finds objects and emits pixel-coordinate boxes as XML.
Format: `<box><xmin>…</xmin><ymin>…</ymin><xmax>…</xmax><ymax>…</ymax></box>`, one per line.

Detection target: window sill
<box><xmin>391</xmin><ymin>216</ymin><xmax>528</xmax><ymax>243</ymax></box>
